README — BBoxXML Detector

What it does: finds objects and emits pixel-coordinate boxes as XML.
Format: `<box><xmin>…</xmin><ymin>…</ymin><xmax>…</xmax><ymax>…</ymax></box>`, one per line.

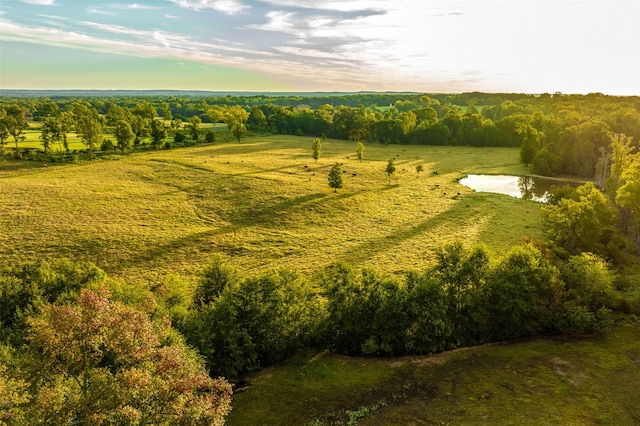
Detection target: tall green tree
<box><xmin>150</xmin><ymin>119</ymin><xmax>167</xmax><ymax>148</ymax></box>
<box><xmin>328</xmin><ymin>163</ymin><xmax>343</xmax><ymax>192</ymax></box>
<box><xmin>76</xmin><ymin>115</ymin><xmax>103</xmax><ymax>151</ymax></box>
<box><xmin>605</xmin><ymin>134</ymin><xmax>635</xmax><ymax>199</ymax></box>
<box><xmin>312</xmin><ymin>137</ymin><xmax>322</xmax><ymax>162</ymax></box>
<box><xmin>3</xmin><ymin>103</ymin><xmax>28</xmax><ymax>150</ymax></box>
<box><xmin>542</xmin><ymin>182</ymin><xmax>616</xmax><ymax>255</ymax></box>
<box><xmin>518</xmin><ymin>123</ymin><xmax>541</xmax><ymax>167</ymax></box>
<box><xmin>161</xmin><ymin>102</ymin><xmax>172</xmax><ymax>124</ymax></box>
<box><xmin>58</xmin><ymin>111</ymin><xmax>75</xmax><ymax>152</ymax></box>
<box><xmin>187</xmin><ymin>115</ymin><xmax>202</xmax><ymax>141</ymax></box>
<box><xmin>224</xmin><ymin>106</ymin><xmax>249</xmax><ymax>143</ymax></box>
<box><xmin>616</xmin><ymin>161</ymin><xmax>640</xmax><ymax>254</ymax></box>
<box><xmin>208</xmin><ymin>106</ymin><xmax>226</xmax><ymax>140</ymax></box>
<box><xmin>385</xmin><ymin>158</ymin><xmax>396</xmax><ymax>184</ymax></box>
<box><xmin>39</xmin><ymin>117</ymin><xmax>62</xmax><ymax>153</ymax></box>
<box><xmin>114</xmin><ymin>119</ymin><xmax>135</xmax><ymax>152</ymax></box>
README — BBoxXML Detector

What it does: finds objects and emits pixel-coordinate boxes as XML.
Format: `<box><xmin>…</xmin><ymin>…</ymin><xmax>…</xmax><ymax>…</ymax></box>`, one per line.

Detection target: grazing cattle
<box><xmin>343</xmin><ymin>170</ymin><xmax>347</xmax><ymax>174</ymax></box>
<box><xmin>304</xmin><ymin>165</ymin><xmax>308</xmax><ymax>168</ymax></box>
<box><xmin>433</xmin><ymin>170</ymin><xmax>439</xmax><ymax>175</ymax></box>
<box><xmin>352</xmin><ymin>173</ymin><xmax>357</xmax><ymax>177</ymax></box>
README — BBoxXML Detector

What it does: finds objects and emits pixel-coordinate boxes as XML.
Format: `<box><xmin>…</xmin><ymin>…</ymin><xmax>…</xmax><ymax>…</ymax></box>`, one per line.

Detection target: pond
<box><xmin>458</xmin><ymin>174</ymin><xmax>578</xmax><ymax>202</ymax></box>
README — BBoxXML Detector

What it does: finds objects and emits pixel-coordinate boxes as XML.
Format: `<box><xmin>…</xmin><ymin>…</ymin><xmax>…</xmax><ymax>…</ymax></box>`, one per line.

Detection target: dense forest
<box><xmin>1</xmin><ymin>92</ymin><xmax>640</xmax><ymax>424</ymax></box>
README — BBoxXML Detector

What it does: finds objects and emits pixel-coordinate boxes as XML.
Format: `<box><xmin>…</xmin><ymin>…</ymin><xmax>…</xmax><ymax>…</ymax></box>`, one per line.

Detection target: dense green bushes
<box><xmin>177</xmin><ymin>242</ymin><xmax>635</xmax><ymax>378</ymax></box>
<box><xmin>1</xmin><ymin>243</ymin><xmax>637</xmax><ymax>419</ymax></box>
<box><xmin>0</xmin><ymin>260</ymin><xmax>232</xmax><ymax>424</ymax></box>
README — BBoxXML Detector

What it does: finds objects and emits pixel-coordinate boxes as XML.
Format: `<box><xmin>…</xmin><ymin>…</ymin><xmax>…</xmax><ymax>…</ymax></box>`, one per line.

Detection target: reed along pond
<box><xmin>458</xmin><ymin>174</ymin><xmax>582</xmax><ymax>202</ymax></box>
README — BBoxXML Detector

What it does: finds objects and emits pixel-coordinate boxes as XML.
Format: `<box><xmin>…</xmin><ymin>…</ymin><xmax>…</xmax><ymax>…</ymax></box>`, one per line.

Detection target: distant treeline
<box><xmin>2</xmin><ymin>92</ymin><xmax>639</xmax><ymax>179</ymax></box>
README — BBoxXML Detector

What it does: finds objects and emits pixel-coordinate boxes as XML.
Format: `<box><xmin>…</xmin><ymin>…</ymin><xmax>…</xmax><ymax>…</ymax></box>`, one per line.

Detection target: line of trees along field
<box><xmin>2</xmin><ymin>92</ymin><xmax>640</xmax><ymax>179</ymax></box>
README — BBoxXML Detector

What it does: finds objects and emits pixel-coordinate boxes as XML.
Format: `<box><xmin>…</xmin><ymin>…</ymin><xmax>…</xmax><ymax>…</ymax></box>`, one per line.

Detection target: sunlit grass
<box><xmin>229</xmin><ymin>326</ymin><xmax>640</xmax><ymax>425</ymax></box>
<box><xmin>0</xmin><ymin>135</ymin><xmax>540</xmax><ymax>285</ymax></box>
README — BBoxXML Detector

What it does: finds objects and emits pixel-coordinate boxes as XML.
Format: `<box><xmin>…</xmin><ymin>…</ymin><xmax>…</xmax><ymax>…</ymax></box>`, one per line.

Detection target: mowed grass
<box><xmin>229</xmin><ymin>326</ymin><xmax>640</xmax><ymax>425</ymax></box>
<box><xmin>1</xmin><ymin>135</ymin><xmax>540</xmax><ymax>285</ymax></box>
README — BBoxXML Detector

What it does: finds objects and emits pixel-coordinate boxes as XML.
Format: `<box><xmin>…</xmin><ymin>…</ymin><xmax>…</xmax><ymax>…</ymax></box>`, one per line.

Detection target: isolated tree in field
<box><xmin>356</xmin><ymin>141</ymin><xmax>365</xmax><ymax>162</ymax></box>
<box><xmin>114</xmin><ymin>119</ymin><xmax>135</xmax><ymax>152</ymax></box>
<box><xmin>312</xmin><ymin>138</ymin><xmax>322</xmax><ymax>162</ymax></box>
<box><xmin>328</xmin><ymin>163</ymin><xmax>343</xmax><ymax>192</ymax></box>
<box><xmin>150</xmin><ymin>119</ymin><xmax>167</xmax><ymax>148</ymax></box>
<box><xmin>20</xmin><ymin>287</ymin><xmax>232</xmax><ymax>425</ymax></box>
<box><xmin>187</xmin><ymin>115</ymin><xmax>202</xmax><ymax>141</ymax></box>
<box><xmin>386</xmin><ymin>158</ymin><xmax>396</xmax><ymax>184</ymax></box>
<box><xmin>225</xmin><ymin>105</ymin><xmax>249</xmax><ymax>143</ymax></box>
<box><xmin>40</xmin><ymin>116</ymin><xmax>62</xmax><ymax>153</ymax></box>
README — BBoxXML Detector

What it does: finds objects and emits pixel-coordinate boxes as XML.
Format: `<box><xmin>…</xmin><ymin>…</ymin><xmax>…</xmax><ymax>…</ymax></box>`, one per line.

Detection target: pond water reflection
<box><xmin>458</xmin><ymin>174</ymin><xmax>576</xmax><ymax>202</ymax></box>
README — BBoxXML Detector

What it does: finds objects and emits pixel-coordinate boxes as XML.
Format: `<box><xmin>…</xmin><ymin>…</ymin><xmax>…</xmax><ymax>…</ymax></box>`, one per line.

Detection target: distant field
<box><xmin>0</xmin><ymin>135</ymin><xmax>540</xmax><ymax>285</ymax></box>
<box><xmin>230</xmin><ymin>326</ymin><xmax>640</xmax><ymax>425</ymax></box>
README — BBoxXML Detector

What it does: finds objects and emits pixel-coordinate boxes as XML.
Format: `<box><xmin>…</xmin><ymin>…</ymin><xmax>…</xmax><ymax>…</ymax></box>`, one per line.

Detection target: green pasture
<box><xmin>0</xmin><ymin>135</ymin><xmax>540</xmax><ymax>285</ymax></box>
<box><xmin>229</xmin><ymin>325</ymin><xmax>640</xmax><ymax>425</ymax></box>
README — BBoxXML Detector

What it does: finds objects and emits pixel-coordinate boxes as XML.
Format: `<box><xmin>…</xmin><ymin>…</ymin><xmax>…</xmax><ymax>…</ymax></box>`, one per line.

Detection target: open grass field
<box><xmin>229</xmin><ymin>325</ymin><xmax>640</xmax><ymax>425</ymax></box>
<box><xmin>1</xmin><ymin>135</ymin><xmax>540</xmax><ymax>285</ymax></box>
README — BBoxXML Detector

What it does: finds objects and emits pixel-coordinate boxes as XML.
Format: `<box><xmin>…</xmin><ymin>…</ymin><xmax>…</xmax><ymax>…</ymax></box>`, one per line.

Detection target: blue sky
<box><xmin>1</xmin><ymin>0</ymin><xmax>639</xmax><ymax>93</ymax></box>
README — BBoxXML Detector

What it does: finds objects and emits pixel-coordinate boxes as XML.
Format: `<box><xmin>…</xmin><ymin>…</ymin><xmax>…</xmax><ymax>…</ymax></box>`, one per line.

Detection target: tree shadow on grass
<box><xmin>335</xmin><ymin>198</ymin><xmax>485</xmax><ymax>267</ymax></box>
<box><xmin>121</xmin><ymin>188</ymin><xmax>371</xmax><ymax>269</ymax></box>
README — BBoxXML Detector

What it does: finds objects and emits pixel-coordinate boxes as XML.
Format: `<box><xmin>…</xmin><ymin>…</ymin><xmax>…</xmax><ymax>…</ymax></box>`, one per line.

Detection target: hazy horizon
<box><xmin>1</xmin><ymin>0</ymin><xmax>639</xmax><ymax>95</ymax></box>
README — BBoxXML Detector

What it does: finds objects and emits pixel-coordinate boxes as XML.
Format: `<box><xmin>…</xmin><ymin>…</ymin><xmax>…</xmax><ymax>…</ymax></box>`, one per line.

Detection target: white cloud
<box><xmin>258</xmin><ymin>0</ymin><xmax>387</xmax><ymax>13</ymax></box>
<box><xmin>168</xmin><ymin>0</ymin><xmax>249</xmax><ymax>15</ymax></box>
<box><xmin>21</xmin><ymin>0</ymin><xmax>55</xmax><ymax>5</ymax></box>
<box><xmin>248</xmin><ymin>11</ymin><xmax>297</xmax><ymax>34</ymax></box>
<box><xmin>111</xmin><ymin>3</ymin><xmax>158</xmax><ymax>10</ymax></box>
<box><xmin>87</xmin><ymin>7</ymin><xmax>115</xmax><ymax>16</ymax></box>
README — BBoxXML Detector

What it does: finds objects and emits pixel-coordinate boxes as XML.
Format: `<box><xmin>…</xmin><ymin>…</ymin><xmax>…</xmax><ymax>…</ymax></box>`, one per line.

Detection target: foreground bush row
<box><xmin>1</xmin><ymin>242</ymin><xmax>638</xmax><ymax>422</ymax></box>
<box><xmin>179</xmin><ymin>242</ymin><xmax>639</xmax><ymax>378</ymax></box>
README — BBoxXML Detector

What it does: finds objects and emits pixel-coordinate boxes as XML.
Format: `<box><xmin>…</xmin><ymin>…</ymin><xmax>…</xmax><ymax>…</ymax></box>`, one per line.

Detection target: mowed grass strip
<box><xmin>229</xmin><ymin>326</ymin><xmax>640</xmax><ymax>425</ymax></box>
<box><xmin>1</xmin><ymin>135</ymin><xmax>540</xmax><ymax>284</ymax></box>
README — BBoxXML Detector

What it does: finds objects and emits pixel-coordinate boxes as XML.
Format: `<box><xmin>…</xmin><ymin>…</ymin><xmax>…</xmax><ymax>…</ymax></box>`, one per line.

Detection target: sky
<box><xmin>0</xmin><ymin>0</ymin><xmax>638</xmax><ymax>94</ymax></box>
